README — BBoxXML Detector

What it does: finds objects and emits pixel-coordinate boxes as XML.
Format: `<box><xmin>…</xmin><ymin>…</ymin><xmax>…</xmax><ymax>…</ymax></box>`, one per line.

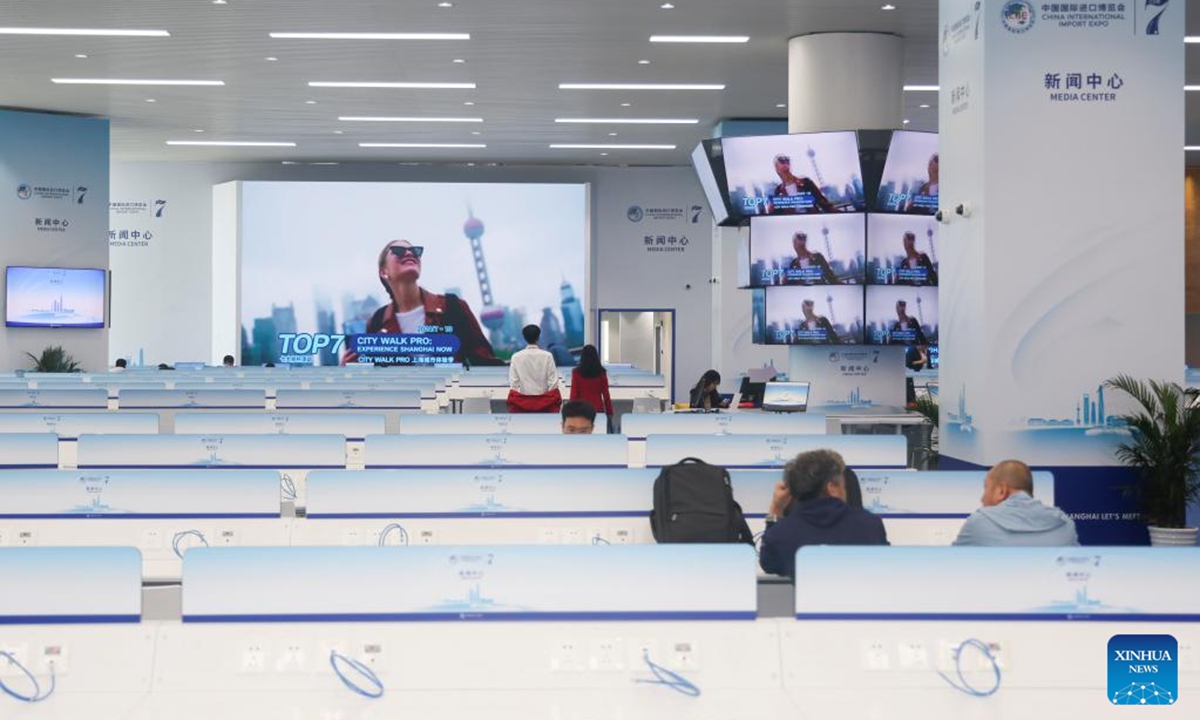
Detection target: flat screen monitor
<box><xmin>875</xmin><ymin>130</ymin><xmax>939</xmax><ymax>215</ymax></box>
<box><xmin>722</xmin><ymin>131</ymin><xmax>866</xmax><ymax>216</ymax></box>
<box><xmin>764</xmin><ymin>285</ymin><xmax>864</xmax><ymax>346</ymax></box>
<box><xmin>749</xmin><ymin>215</ymin><xmax>866</xmax><ymax>287</ymax></box>
<box><xmin>6</xmin><ymin>266</ymin><xmax>106</xmax><ymax>328</ymax></box>
<box><xmin>866</xmin><ymin>214</ymin><xmax>940</xmax><ymax>286</ymax></box>
<box><xmin>865</xmin><ymin>286</ymin><xmax>938</xmax><ymax>346</ymax></box>
<box><xmin>762</xmin><ymin>381</ymin><xmax>810</xmax><ymax>413</ymax></box>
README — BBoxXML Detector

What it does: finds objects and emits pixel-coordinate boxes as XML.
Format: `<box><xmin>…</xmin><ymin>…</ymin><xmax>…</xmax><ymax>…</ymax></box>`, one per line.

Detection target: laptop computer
<box><xmin>761</xmin><ymin>381</ymin><xmax>811</xmax><ymax>413</ymax></box>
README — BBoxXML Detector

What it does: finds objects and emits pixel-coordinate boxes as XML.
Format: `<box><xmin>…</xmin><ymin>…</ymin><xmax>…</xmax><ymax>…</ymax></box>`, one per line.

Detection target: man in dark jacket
<box><xmin>759</xmin><ymin>449</ymin><xmax>889</xmax><ymax>578</ymax></box>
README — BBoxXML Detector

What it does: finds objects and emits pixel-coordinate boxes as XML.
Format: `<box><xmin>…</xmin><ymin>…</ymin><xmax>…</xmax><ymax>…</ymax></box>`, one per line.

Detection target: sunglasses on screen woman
<box><xmin>389</xmin><ymin>245</ymin><xmax>425</xmax><ymax>260</ymax></box>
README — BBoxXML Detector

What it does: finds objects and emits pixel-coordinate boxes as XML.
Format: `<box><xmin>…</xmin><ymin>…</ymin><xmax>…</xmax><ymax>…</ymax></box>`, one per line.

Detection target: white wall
<box><xmin>0</xmin><ymin>110</ymin><xmax>109</xmax><ymax>372</ymax></box>
<box><xmin>110</xmin><ymin>162</ymin><xmax>714</xmax><ymax>398</ymax></box>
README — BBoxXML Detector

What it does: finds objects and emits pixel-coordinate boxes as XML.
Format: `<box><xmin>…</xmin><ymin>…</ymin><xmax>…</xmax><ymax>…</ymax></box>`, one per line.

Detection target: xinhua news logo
<box><xmin>1108</xmin><ymin>635</ymin><xmax>1177</xmax><ymax>706</ymax></box>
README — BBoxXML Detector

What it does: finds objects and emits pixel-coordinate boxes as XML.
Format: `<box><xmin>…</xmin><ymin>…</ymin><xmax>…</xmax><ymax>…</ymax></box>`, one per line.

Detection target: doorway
<box><xmin>596</xmin><ymin>308</ymin><xmax>675</xmax><ymax>405</ymax></box>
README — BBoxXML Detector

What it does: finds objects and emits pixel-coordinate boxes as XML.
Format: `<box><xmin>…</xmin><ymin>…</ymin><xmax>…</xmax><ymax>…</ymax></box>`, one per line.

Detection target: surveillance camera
<box><xmin>685</xmin><ymin>283</ymin><xmax>692</xmax><ymax>290</ymax></box>
<box><xmin>935</xmin><ymin>209</ymin><xmax>948</xmax><ymax>224</ymax></box>
<box><xmin>956</xmin><ymin>202</ymin><xmax>972</xmax><ymax>218</ymax></box>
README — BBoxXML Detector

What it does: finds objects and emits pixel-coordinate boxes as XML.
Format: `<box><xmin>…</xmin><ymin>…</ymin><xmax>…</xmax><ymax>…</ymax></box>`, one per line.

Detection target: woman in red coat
<box><xmin>569</xmin><ymin>344</ymin><xmax>614</xmax><ymax>422</ymax></box>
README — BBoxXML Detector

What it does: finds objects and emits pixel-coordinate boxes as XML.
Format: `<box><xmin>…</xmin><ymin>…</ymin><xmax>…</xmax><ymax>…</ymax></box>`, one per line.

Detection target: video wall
<box><xmin>727</xmin><ymin>130</ymin><xmax>939</xmax><ymax>355</ymax></box>
<box><xmin>238</xmin><ymin>182</ymin><xmax>588</xmax><ymax>366</ymax></box>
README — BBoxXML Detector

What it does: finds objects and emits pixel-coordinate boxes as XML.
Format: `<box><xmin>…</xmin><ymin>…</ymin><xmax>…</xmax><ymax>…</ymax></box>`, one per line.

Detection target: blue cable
<box><xmin>378</xmin><ymin>523</ymin><xmax>409</xmax><ymax>547</ymax></box>
<box><xmin>0</xmin><ymin>651</ymin><xmax>55</xmax><ymax>703</ymax></box>
<box><xmin>171</xmin><ymin>529</ymin><xmax>209</xmax><ymax>559</ymax></box>
<box><xmin>591</xmin><ymin>534</ymin><xmax>610</xmax><ymax>545</ymax></box>
<box><xmin>937</xmin><ymin>639</ymin><xmax>1001</xmax><ymax>698</ymax></box>
<box><xmin>281</xmin><ymin>474</ymin><xmax>297</xmax><ymax>502</ymax></box>
<box><xmin>329</xmin><ymin>650</ymin><xmax>384</xmax><ymax>699</ymax></box>
<box><xmin>634</xmin><ymin>650</ymin><xmax>700</xmax><ymax>697</ymax></box>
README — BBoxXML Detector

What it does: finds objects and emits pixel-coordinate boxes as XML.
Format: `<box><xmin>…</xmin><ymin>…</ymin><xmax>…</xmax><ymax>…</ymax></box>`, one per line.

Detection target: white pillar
<box><xmin>787</xmin><ymin>33</ymin><xmax>905</xmax><ymax>133</ymax></box>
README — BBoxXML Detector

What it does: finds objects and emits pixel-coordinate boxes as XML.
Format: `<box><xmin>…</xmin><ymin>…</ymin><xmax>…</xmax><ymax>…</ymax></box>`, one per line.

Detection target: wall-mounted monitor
<box><xmin>5</xmin><ymin>266</ymin><xmax>106</xmax><ymax>328</ymax></box>
<box><xmin>690</xmin><ymin>142</ymin><xmax>734</xmax><ymax>226</ymax></box>
<box><xmin>722</xmin><ymin>131</ymin><xmax>866</xmax><ymax>216</ymax></box>
<box><xmin>865</xmin><ymin>286</ymin><xmax>938</xmax><ymax>346</ymax></box>
<box><xmin>749</xmin><ymin>215</ymin><xmax>866</xmax><ymax>287</ymax></box>
<box><xmin>874</xmin><ymin>130</ymin><xmax>939</xmax><ymax>215</ymax></box>
<box><xmin>763</xmin><ymin>285</ymin><xmax>864</xmax><ymax>346</ymax></box>
<box><xmin>866</xmin><ymin>214</ymin><xmax>940</xmax><ymax>286</ymax></box>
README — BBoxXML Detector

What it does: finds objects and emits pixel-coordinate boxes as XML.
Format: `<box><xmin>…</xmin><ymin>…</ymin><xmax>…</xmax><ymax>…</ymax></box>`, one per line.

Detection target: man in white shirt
<box><xmin>506</xmin><ymin>325</ymin><xmax>562</xmax><ymax>413</ymax></box>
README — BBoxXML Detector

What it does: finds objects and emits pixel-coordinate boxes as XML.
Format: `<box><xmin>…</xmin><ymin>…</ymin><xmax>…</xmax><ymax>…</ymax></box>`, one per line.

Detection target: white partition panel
<box><xmin>0</xmin><ymin>546</ymin><xmax>142</xmax><ymax>622</ymax></box>
<box><xmin>275</xmin><ymin>389</ymin><xmax>422</xmax><ymax>410</ymax></box>
<box><xmin>182</xmin><ymin>545</ymin><xmax>756</xmax><ymax>622</ymax></box>
<box><xmin>644</xmin><ymin>434</ymin><xmax>907</xmax><ymax>469</ymax></box>
<box><xmin>397</xmin><ymin>414</ymin><xmax>561</xmax><ymax>435</ymax></box>
<box><xmin>364</xmin><ymin>434</ymin><xmax>629</xmax><ymax>469</ymax></box>
<box><xmin>0</xmin><ymin>411</ymin><xmax>159</xmax><ymax>440</ymax></box>
<box><xmin>116</xmin><ymin>388</ymin><xmax>268</xmax><ymax>409</ymax></box>
<box><xmin>176</xmin><ymin>412</ymin><xmax>385</xmax><ymax>441</ymax></box>
<box><xmin>0</xmin><ymin>388</ymin><xmax>109</xmax><ymax>409</ymax></box>
<box><xmin>623</xmin><ymin>412</ymin><xmax>827</xmax><ymax>440</ymax></box>
<box><xmin>0</xmin><ymin>433</ymin><xmax>60</xmax><ymax>468</ymax></box>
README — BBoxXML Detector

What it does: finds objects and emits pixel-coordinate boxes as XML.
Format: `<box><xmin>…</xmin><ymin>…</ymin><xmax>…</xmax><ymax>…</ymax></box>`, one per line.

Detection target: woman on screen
<box><xmin>898</xmin><ymin>232</ymin><xmax>938</xmax><ymax>286</ymax></box>
<box><xmin>788</xmin><ymin>231</ymin><xmax>840</xmax><ymax>285</ymax></box>
<box><xmin>771</xmin><ymin>154</ymin><xmax>836</xmax><ymax>214</ymax></box>
<box><xmin>341</xmin><ymin>239</ymin><xmax>499</xmax><ymax>366</ymax></box>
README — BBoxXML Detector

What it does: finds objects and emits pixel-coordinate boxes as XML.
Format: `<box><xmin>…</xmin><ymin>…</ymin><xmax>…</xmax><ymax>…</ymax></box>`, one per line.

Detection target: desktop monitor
<box><xmin>762</xmin><ymin>381</ymin><xmax>811</xmax><ymax>413</ymax></box>
<box><xmin>5</xmin><ymin>266</ymin><xmax>106</xmax><ymax>328</ymax></box>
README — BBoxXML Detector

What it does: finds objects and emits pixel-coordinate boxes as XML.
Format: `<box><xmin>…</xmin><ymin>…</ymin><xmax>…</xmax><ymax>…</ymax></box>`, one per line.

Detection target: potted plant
<box><xmin>909</xmin><ymin>394</ymin><xmax>939</xmax><ymax>470</ymax></box>
<box><xmin>25</xmin><ymin>346</ymin><xmax>82</xmax><ymax>373</ymax></box>
<box><xmin>1105</xmin><ymin>375</ymin><xmax>1200</xmax><ymax>546</ymax></box>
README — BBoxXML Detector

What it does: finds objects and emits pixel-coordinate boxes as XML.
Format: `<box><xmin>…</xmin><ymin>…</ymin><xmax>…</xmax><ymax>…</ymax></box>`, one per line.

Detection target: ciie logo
<box><xmin>626</xmin><ymin>205</ymin><xmax>644</xmax><ymax>223</ymax></box>
<box><xmin>76</xmin><ymin>186</ymin><xmax>87</xmax><ymax>204</ymax></box>
<box><xmin>690</xmin><ymin>204</ymin><xmax>703</xmax><ymax>223</ymax></box>
<box><xmin>1108</xmin><ymin>635</ymin><xmax>1178</xmax><ymax>706</ymax></box>
<box><xmin>16</xmin><ymin>184</ymin><xmax>31</xmax><ymax>200</ymax></box>
<box><xmin>1000</xmin><ymin>0</ymin><xmax>1035</xmax><ymax>33</ymax></box>
<box><xmin>154</xmin><ymin>199</ymin><xmax>167</xmax><ymax>218</ymax></box>
<box><xmin>1145</xmin><ymin>0</ymin><xmax>1170</xmax><ymax>36</ymax></box>
<box><xmin>828</xmin><ymin>352</ymin><xmax>842</xmax><ymax>364</ymax></box>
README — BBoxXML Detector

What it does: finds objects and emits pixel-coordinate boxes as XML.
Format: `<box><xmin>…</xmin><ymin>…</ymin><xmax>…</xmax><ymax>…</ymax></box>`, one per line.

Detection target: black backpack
<box><xmin>649</xmin><ymin>457</ymin><xmax>754</xmax><ymax>544</ymax></box>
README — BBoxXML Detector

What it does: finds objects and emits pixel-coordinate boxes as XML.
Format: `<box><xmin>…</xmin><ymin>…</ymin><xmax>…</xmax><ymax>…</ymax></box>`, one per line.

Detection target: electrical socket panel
<box><xmin>588</xmin><ymin>638</ymin><xmax>625</xmax><ymax>672</ymax></box>
<box><xmin>539</xmin><ymin>528</ymin><xmax>559</xmax><ymax>545</ymax></box>
<box><xmin>416</xmin><ymin>529</ymin><xmax>437</xmax><ymax>545</ymax></box>
<box><xmin>341</xmin><ymin>528</ymin><xmax>364</xmax><ymax>546</ymax></box>
<box><xmin>550</xmin><ymin>640</ymin><xmax>586</xmax><ymax>673</ymax></box>
<box><xmin>15</xmin><ymin>529</ymin><xmax>37</xmax><ymax>546</ymax></box>
<box><xmin>612</xmin><ymin>528</ymin><xmax>633</xmax><ymax>545</ymax></box>
<box><xmin>275</xmin><ymin>641</ymin><xmax>309</xmax><ymax>674</ymax></box>
<box><xmin>359</xmin><ymin>642</ymin><xmax>388</xmax><ymax>675</ymax></box>
<box><xmin>1179</xmin><ymin>641</ymin><xmax>1199</xmax><ymax>673</ymax></box>
<box><xmin>140</xmin><ymin>528</ymin><xmax>164</xmax><ymax>550</ymax></box>
<box><xmin>240</xmin><ymin>642</ymin><xmax>268</xmax><ymax>674</ymax></box>
<box><xmin>36</xmin><ymin>645</ymin><xmax>69</xmax><ymax>676</ymax></box>
<box><xmin>214</xmin><ymin>528</ymin><xmax>239</xmax><ymax>547</ymax></box>
<box><xmin>897</xmin><ymin>641</ymin><xmax>930</xmax><ymax>671</ymax></box>
<box><xmin>629</xmin><ymin>638</ymin><xmax>660</xmax><ymax>670</ymax></box>
<box><xmin>0</xmin><ymin>644</ymin><xmax>30</xmax><ymax>679</ymax></box>
<box><xmin>860</xmin><ymin>640</ymin><xmax>891</xmax><ymax>671</ymax></box>
<box><xmin>561</xmin><ymin>528</ymin><xmax>584</xmax><ymax>545</ymax></box>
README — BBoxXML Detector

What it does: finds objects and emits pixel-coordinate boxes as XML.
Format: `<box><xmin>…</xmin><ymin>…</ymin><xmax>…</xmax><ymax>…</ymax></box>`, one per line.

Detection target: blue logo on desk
<box><xmin>1108</xmin><ymin>635</ymin><xmax>1177</xmax><ymax>706</ymax></box>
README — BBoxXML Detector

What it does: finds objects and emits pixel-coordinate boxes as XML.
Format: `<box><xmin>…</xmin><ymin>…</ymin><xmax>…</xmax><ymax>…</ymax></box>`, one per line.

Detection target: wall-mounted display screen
<box><xmin>874</xmin><ymin>131</ymin><xmax>938</xmax><ymax>215</ymax></box>
<box><xmin>866</xmin><ymin>214</ymin><xmax>939</xmax><ymax>286</ymax></box>
<box><xmin>749</xmin><ymin>215</ymin><xmax>865</xmax><ymax>287</ymax></box>
<box><xmin>865</xmin><ymin>285</ymin><xmax>938</xmax><ymax>346</ymax></box>
<box><xmin>722</xmin><ymin>131</ymin><xmax>866</xmax><ymax>216</ymax></box>
<box><xmin>6</xmin><ymin>266</ymin><xmax>106</xmax><ymax>328</ymax></box>
<box><xmin>763</xmin><ymin>285</ymin><xmax>864</xmax><ymax>346</ymax></box>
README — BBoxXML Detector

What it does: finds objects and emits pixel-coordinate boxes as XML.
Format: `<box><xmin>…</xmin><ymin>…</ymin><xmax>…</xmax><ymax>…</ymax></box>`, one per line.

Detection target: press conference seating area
<box><xmin>2</xmin><ymin>365</ymin><xmax>1194</xmax><ymax>718</ymax></box>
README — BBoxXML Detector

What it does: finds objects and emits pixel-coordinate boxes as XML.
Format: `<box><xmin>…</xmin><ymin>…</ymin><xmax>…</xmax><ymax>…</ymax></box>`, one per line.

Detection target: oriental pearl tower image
<box><xmin>463</xmin><ymin>209</ymin><xmax>508</xmax><ymax>347</ymax></box>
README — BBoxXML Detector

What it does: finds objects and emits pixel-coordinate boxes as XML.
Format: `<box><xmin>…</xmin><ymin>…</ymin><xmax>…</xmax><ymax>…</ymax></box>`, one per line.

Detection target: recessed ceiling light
<box><xmin>145</xmin><ymin>98</ymin><xmax>156</xmax><ymax>102</ymax></box>
<box><xmin>359</xmin><ymin>142</ymin><xmax>487</xmax><ymax>148</ymax></box>
<box><xmin>52</xmin><ymin>78</ymin><xmax>225</xmax><ymax>85</ymax></box>
<box><xmin>881</xmin><ymin>4</ymin><xmax>897</xmax><ymax>10</ymax></box>
<box><xmin>559</xmin><ymin>82</ymin><xmax>724</xmax><ymax>90</ymax></box>
<box><xmin>270</xmin><ymin>32</ymin><xmax>470</xmax><ymax>40</ymax></box>
<box><xmin>775</xmin><ymin>103</ymin><xmax>786</xmax><ymax>108</ymax></box>
<box><xmin>903</xmin><ymin>85</ymin><xmax>939</xmax><ymax>91</ymax></box>
<box><xmin>600</xmin><ymin>152</ymin><xmax>609</xmax><ymax>156</ymax></box>
<box><xmin>74</xmin><ymin>54</ymin><xmax>88</xmax><ymax>59</ymax></box>
<box><xmin>1187</xmin><ymin>146</ymin><xmax>1200</xmax><ymax>150</ymax></box>
<box><xmin>308</xmin><ymin>81</ymin><xmax>476</xmax><ymax>89</ymax></box>
<box><xmin>550</xmin><ymin>143</ymin><xmax>676</xmax><ymax>150</ymax></box>
<box><xmin>649</xmin><ymin>35</ymin><xmax>749</xmax><ymax>43</ymax></box>
<box><xmin>438</xmin><ymin>1</ymin><xmax>453</xmax><ymax>6</ymax></box>
<box><xmin>1186</xmin><ymin>37</ymin><xmax>1200</xmax><ymax>43</ymax></box>
<box><xmin>621</xmin><ymin>102</ymin><xmax>631</xmax><ymax>107</ymax></box>
<box><xmin>1187</xmin><ymin>85</ymin><xmax>1200</xmax><ymax>91</ymax></box>
<box><xmin>660</xmin><ymin>3</ymin><xmax>676</xmax><ymax>9</ymax></box>
<box><xmin>333</xmin><ymin>130</ymin><xmax>344</xmax><ymax>134</ymax></box>
<box><xmin>265</xmin><ymin>56</ymin><xmax>278</xmax><ymax>61</ymax></box>
<box><xmin>638</xmin><ymin>60</ymin><xmax>650</xmax><ymax>65</ymax></box>
<box><xmin>453</xmin><ymin>58</ymin><xmax>465</xmax><ymax>63</ymax></box>
<box><xmin>919</xmin><ymin>103</ymin><xmax>930</xmax><ymax>108</ymax></box>
<box><xmin>338</xmin><ymin>116</ymin><xmax>483</xmax><ymax>122</ymax></box>
<box><xmin>903</xmin><ymin>119</ymin><xmax>910</xmax><ymax>124</ymax></box>
<box><xmin>471</xmin><ymin>131</ymin><xmax>481</xmax><ymax>135</ymax></box>
<box><xmin>0</xmin><ymin>27</ymin><xmax>170</xmax><ymax>37</ymax></box>
<box><xmin>166</xmin><ymin>140</ymin><xmax>297</xmax><ymax>147</ymax></box>
<box><xmin>305</xmin><ymin>100</ymin><xmax>317</xmax><ymax>104</ymax></box>
<box><xmin>212</xmin><ymin>0</ymin><xmax>228</xmax><ymax>5</ymax></box>
<box><xmin>555</xmin><ymin>117</ymin><xmax>699</xmax><ymax>124</ymax></box>
<box><xmin>463</xmin><ymin>101</ymin><xmax>475</xmax><ymax>106</ymax></box>
<box><xmin>609</xmin><ymin>132</ymin><xmax>618</xmax><ymax>136</ymax></box>
<box><xmin>193</xmin><ymin>128</ymin><xmax>204</xmax><ymax>132</ymax></box>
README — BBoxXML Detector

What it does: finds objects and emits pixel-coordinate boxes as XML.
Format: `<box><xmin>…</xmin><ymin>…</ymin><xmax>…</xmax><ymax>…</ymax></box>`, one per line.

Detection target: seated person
<box><xmin>759</xmin><ymin>449</ymin><xmax>889</xmax><ymax>578</ymax></box>
<box><xmin>953</xmin><ymin>460</ymin><xmax>1079</xmax><ymax>546</ymax></box>
<box><xmin>561</xmin><ymin>399</ymin><xmax>596</xmax><ymax>435</ymax></box>
<box><xmin>506</xmin><ymin>324</ymin><xmax>562</xmax><ymax>413</ymax></box>
<box><xmin>843</xmin><ymin>467</ymin><xmax>863</xmax><ymax>510</ymax></box>
<box><xmin>689</xmin><ymin>369</ymin><xmax>729</xmax><ymax>410</ymax></box>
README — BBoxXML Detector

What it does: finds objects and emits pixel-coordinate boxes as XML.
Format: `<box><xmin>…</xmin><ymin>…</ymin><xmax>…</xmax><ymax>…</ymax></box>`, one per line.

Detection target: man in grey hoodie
<box><xmin>953</xmin><ymin>460</ymin><xmax>1079</xmax><ymax>546</ymax></box>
